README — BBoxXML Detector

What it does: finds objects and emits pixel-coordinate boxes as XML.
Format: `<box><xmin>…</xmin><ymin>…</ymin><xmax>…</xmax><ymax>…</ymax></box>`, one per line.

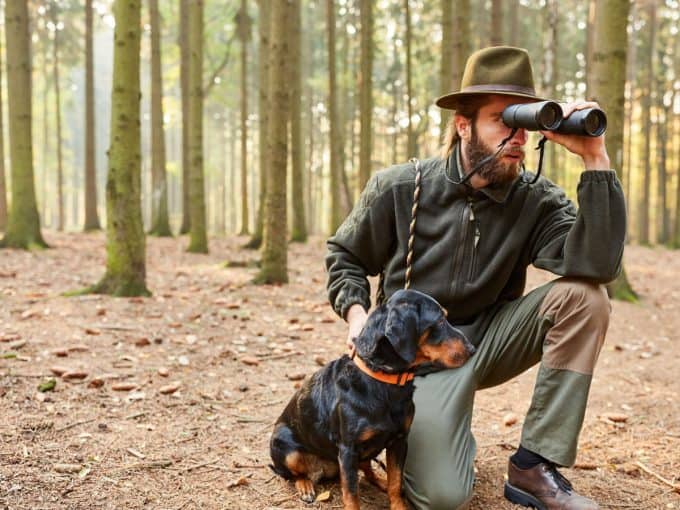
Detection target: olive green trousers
<box><xmin>403</xmin><ymin>278</ymin><xmax>610</xmax><ymax>510</ymax></box>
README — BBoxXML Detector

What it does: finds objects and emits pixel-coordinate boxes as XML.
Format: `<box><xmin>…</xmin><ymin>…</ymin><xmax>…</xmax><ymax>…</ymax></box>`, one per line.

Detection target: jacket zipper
<box><xmin>452</xmin><ymin>199</ymin><xmax>475</xmax><ymax>294</ymax></box>
<box><xmin>468</xmin><ymin>203</ymin><xmax>480</xmax><ymax>281</ymax></box>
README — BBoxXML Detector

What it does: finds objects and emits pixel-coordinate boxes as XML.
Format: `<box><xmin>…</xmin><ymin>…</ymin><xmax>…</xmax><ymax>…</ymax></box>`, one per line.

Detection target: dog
<box><xmin>270</xmin><ymin>289</ymin><xmax>476</xmax><ymax>509</ymax></box>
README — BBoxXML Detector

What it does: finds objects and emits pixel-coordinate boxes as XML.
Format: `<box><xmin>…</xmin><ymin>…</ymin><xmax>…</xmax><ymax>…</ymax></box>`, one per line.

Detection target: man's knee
<box><xmin>407</xmin><ymin>482</ymin><xmax>473</xmax><ymax>510</ymax></box>
<box><xmin>539</xmin><ymin>278</ymin><xmax>611</xmax><ymax>373</ymax></box>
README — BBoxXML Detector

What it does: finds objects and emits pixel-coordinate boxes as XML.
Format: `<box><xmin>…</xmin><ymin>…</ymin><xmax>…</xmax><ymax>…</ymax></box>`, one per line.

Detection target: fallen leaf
<box><xmin>601</xmin><ymin>413</ymin><xmax>628</xmax><ymax>423</ymax></box>
<box><xmin>314</xmin><ymin>356</ymin><xmax>326</xmax><ymax>366</ymax></box>
<box><xmin>135</xmin><ymin>337</ymin><xmax>151</xmax><ymax>347</ymax></box>
<box><xmin>159</xmin><ymin>382</ymin><xmax>181</xmax><ymax>395</ymax></box>
<box><xmin>85</xmin><ymin>328</ymin><xmax>101</xmax><ymax>336</ymax></box>
<box><xmin>88</xmin><ymin>378</ymin><xmax>105</xmax><ymax>389</ymax></box>
<box><xmin>126</xmin><ymin>448</ymin><xmax>145</xmax><ymax>459</ymax></box>
<box><xmin>111</xmin><ymin>382</ymin><xmax>138</xmax><ymax>392</ymax></box>
<box><xmin>50</xmin><ymin>366</ymin><xmax>69</xmax><ymax>376</ymax></box>
<box><xmin>157</xmin><ymin>367</ymin><xmax>170</xmax><ymax>377</ymax></box>
<box><xmin>53</xmin><ymin>349</ymin><xmax>69</xmax><ymax>357</ymax></box>
<box><xmin>315</xmin><ymin>490</ymin><xmax>331</xmax><ymax>502</ymax></box>
<box><xmin>54</xmin><ymin>463</ymin><xmax>82</xmax><ymax>474</ymax></box>
<box><xmin>68</xmin><ymin>345</ymin><xmax>90</xmax><ymax>353</ymax></box>
<box><xmin>241</xmin><ymin>356</ymin><xmax>260</xmax><ymax>366</ymax></box>
<box><xmin>62</xmin><ymin>371</ymin><xmax>89</xmax><ymax>381</ymax></box>
<box><xmin>38</xmin><ymin>378</ymin><xmax>57</xmax><ymax>392</ymax></box>
<box><xmin>9</xmin><ymin>339</ymin><xmax>27</xmax><ymax>350</ymax></box>
<box><xmin>502</xmin><ymin>413</ymin><xmax>519</xmax><ymax>427</ymax></box>
<box><xmin>286</xmin><ymin>373</ymin><xmax>306</xmax><ymax>381</ymax></box>
<box><xmin>227</xmin><ymin>476</ymin><xmax>249</xmax><ymax>488</ymax></box>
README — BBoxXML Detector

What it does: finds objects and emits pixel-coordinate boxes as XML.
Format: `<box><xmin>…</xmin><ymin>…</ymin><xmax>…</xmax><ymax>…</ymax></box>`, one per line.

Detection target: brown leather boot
<box><xmin>504</xmin><ymin>460</ymin><xmax>599</xmax><ymax>509</ymax></box>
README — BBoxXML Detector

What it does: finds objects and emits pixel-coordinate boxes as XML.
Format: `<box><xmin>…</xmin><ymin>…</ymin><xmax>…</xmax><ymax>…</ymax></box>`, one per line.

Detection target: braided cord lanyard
<box><xmin>376</xmin><ymin>158</ymin><xmax>422</xmax><ymax>305</ymax></box>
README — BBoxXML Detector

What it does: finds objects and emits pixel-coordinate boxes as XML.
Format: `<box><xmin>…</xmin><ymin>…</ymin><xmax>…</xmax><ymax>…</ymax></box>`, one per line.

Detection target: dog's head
<box><xmin>353</xmin><ymin>289</ymin><xmax>475</xmax><ymax>373</ymax></box>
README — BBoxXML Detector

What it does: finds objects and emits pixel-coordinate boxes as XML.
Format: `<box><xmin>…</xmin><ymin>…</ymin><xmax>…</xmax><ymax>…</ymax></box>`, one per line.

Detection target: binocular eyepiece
<box><xmin>502</xmin><ymin>101</ymin><xmax>607</xmax><ymax>137</ymax></box>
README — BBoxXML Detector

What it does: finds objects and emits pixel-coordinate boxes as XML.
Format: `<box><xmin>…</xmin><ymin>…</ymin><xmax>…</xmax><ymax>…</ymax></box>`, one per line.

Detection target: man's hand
<box><xmin>346</xmin><ymin>304</ymin><xmax>368</xmax><ymax>350</ymax></box>
<box><xmin>540</xmin><ymin>101</ymin><xmax>611</xmax><ymax>170</ymax></box>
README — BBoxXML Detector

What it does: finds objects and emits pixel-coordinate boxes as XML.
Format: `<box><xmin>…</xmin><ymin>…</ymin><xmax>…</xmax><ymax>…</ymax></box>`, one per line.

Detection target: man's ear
<box><xmin>455</xmin><ymin>114</ymin><xmax>471</xmax><ymax>142</ymax></box>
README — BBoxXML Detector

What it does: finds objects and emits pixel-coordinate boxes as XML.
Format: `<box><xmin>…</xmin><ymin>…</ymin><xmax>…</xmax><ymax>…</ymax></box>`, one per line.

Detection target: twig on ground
<box><xmin>56</xmin><ymin>418</ymin><xmax>96</xmax><ymax>433</ymax></box>
<box><xmin>255</xmin><ymin>351</ymin><xmax>302</xmax><ymax>361</ymax></box>
<box><xmin>183</xmin><ymin>459</ymin><xmax>220</xmax><ymax>472</ymax></box>
<box><xmin>635</xmin><ymin>461</ymin><xmax>680</xmax><ymax>492</ymax></box>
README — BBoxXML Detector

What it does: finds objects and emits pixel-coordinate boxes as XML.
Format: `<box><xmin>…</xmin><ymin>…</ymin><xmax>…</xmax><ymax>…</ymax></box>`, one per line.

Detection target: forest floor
<box><xmin>0</xmin><ymin>232</ymin><xmax>679</xmax><ymax>510</ymax></box>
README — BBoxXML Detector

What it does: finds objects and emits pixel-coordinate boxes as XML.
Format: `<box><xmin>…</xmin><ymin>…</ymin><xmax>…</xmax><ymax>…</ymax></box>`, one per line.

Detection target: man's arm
<box><xmin>530</xmin><ymin>102</ymin><xmax>626</xmax><ymax>282</ymax></box>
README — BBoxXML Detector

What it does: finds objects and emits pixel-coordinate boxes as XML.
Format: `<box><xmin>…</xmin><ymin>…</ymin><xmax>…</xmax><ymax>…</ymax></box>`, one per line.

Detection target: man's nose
<box><xmin>511</xmin><ymin>127</ymin><xmax>528</xmax><ymax>145</ymax></box>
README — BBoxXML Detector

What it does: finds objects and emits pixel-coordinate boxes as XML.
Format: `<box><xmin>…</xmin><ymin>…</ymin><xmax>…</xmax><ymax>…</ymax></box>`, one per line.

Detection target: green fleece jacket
<box><xmin>326</xmin><ymin>145</ymin><xmax>626</xmax><ymax>333</ymax></box>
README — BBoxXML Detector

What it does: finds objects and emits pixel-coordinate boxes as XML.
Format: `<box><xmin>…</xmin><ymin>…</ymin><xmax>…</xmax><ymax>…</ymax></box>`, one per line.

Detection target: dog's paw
<box><xmin>295</xmin><ymin>478</ymin><xmax>316</xmax><ymax>503</ymax></box>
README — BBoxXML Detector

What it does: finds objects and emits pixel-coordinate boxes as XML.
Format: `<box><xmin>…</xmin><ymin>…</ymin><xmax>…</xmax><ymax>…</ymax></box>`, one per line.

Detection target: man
<box><xmin>325</xmin><ymin>46</ymin><xmax>626</xmax><ymax>509</ymax></box>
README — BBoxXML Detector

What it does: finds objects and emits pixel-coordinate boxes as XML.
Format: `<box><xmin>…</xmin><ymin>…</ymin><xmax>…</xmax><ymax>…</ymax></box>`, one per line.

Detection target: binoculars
<box><xmin>502</xmin><ymin>101</ymin><xmax>607</xmax><ymax>137</ymax></box>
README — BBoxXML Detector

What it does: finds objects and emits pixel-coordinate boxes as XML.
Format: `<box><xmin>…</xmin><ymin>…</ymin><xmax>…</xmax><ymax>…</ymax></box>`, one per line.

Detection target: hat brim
<box><xmin>436</xmin><ymin>90</ymin><xmax>548</xmax><ymax>110</ymax></box>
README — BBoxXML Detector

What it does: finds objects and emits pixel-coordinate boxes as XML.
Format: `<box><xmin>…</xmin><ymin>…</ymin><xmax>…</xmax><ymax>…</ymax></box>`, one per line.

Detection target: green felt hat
<box><xmin>436</xmin><ymin>46</ymin><xmax>546</xmax><ymax>110</ymax></box>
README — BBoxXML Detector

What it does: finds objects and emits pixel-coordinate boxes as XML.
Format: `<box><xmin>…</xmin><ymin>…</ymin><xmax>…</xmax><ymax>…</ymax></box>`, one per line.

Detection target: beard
<box><xmin>465</xmin><ymin>126</ymin><xmax>523</xmax><ymax>186</ymax></box>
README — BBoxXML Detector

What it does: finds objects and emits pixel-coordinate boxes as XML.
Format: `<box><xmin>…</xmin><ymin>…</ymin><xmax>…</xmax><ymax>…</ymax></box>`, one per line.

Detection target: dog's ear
<box><xmin>384</xmin><ymin>304</ymin><xmax>418</xmax><ymax>363</ymax></box>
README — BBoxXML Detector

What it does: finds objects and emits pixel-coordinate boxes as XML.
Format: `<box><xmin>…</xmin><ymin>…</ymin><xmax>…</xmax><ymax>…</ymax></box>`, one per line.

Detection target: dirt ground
<box><xmin>1</xmin><ymin>232</ymin><xmax>678</xmax><ymax>510</ymax></box>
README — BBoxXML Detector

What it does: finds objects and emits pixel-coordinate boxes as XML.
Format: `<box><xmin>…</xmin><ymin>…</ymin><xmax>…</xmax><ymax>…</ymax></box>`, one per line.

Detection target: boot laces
<box><xmin>546</xmin><ymin>463</ymin><xmax>573</xmax><ymax>493</ymax></box>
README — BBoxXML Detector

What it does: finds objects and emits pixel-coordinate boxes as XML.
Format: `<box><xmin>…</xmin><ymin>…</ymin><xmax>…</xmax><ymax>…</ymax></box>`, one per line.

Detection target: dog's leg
<box><xmin>360</xmin><ymin>460</ymin><xmax>388</xmax><ymax>492</ymax></box>
<box><xmin>338</xmin><ymin>444</ymin><xmax>361</xmax><ymax>510</ymax></box>
<box><xmin>386</xmin><ymin>437</ymin><xmax>409</xmax><ymax>510</ymax></box>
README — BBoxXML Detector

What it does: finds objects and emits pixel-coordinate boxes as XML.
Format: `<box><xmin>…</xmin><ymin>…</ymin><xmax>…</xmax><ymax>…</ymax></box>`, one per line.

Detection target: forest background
<box><xmin>0</xmin><ymin>0</ymin><xmax>679</xmax><ymax>509</ymax></box>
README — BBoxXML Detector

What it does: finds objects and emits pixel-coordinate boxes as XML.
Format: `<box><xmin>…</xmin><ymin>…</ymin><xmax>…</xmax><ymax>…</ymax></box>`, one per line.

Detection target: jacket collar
<box><xmin>447</xmin><ymin>143</ymin><xmax>518</xmax><ymax>204</ymax></box>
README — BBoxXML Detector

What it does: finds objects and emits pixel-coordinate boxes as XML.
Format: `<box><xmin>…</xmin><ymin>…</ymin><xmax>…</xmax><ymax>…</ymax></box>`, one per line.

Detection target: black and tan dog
<box><xmin>270</xmin><ymin>289</ymin><xmax>475</xmax><ymax>509</ymax></box>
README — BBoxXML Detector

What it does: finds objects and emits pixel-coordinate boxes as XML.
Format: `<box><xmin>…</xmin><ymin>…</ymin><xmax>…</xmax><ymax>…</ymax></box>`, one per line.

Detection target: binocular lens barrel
<box><xmin>556</xmin><ymin>108</ymin><xmax>607</xmax><ymax>137</ymax></box>
<box><xmin>502</xmin><ymin>102</ymin><xmax>607</xmax><ymax>137</ymax></box>
<box><xmin>502</xmin><ymin>101</ymin><xmax>563</xmax><ymax>131</ymax></box>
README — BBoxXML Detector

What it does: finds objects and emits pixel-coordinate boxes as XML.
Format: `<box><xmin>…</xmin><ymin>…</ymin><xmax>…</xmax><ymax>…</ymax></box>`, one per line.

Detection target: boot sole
<box><xmin>504</xmin><ymin>482</ymin><xmax>547</xmax><ymax>510</ymax></box>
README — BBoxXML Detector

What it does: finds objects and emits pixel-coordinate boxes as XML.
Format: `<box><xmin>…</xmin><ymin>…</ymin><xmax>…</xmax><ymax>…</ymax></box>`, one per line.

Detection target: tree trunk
<box><xmin>85</xmin><ymin>0</ymin><xmax>148</xmax><ymax>295</ymax></box>
<box><xmin>624</xmin><ymin>1</ymin><xmax>636</xmax><ymax>214</ymax></box>
<box><xmin>638</xmin><ymin>1</ymin><xmax>655</xmax><ymax>245</ymax></box>
<box><xmin>237</xmin><ymin>0</ymin><xmax>251</xmax><ymax>236</ymax></box>
<box><xmin>591</xmin><ymin>0</ymin><xmax>635</xmax><ymax>301</ymax></box>
<box><xmin>290</xmin><ymin>0</ymin><xmax>306</xmax><ymax>242</ymax></box>
<box><xmin>245</xmin><ymin>0</ymin><xmax>270</xmax><ymax>248</ymax></box>
<box><xmin>83</xmin><ymin>0</ymin><xmax>100</xmax><ymax>231</ymax></box>
<box><xmin>585</xmin><ymin>0</ymin><xmax>596</xmax><ymax>99</ymax></box>
<box><xmin>404</xmin><ymin>0</ymin><xmax>416</xmax><ymax>158</ymax></box>
<box><xmin>0</xmin><ymin>25</ymin><xmax>7</xmax><ymax>232</ymax></box>
<box><xmin>542</xmin><ymin>0</ymin><xmax>559</xmax><ymax>183</ymax></box>
<box><xmin>490</xmin><ymin>0</ymin><xmax>502</xmax><ymax>45</ymax></box>
<box><xmin>656</xmin><ymin>59</ymin><xmax>669</xmax><ymax>244</ymax></box>
<box><xmin>440</xmin><ymin>0</ymin><xmax>453</xmax><ymax>141</ymax></box>
<box><xmin>148</xmin><ymin>0</ymin><xmax>172</xmax><ymax>236</ymax></box>
<box><xmin>51</xmin><ymin>2</ymin><xmax>65</xmax><ymax>231</ymax></box>
<box><xmin>508</xmin><ymin>0</ymin><xmax>519</xmax><ymax>46</ymax></box>
<box><xmin>179</xmin><ymin>0</ymin><xmax>191</xmax><ymax>234</ymax></box>
<box><xmin>0</xmin><ymin>0</ymin><xmax>46</xmax><ymax>249</ymax></box>
<box><xmin>358</xmin><ymin>0</ymin><xmax>373</xmax><ymax>193</ymax></box>
<box><xmin>452</xmin><ymin>0</ymin><xmax>471</xmax><ymax>98</ymax></box>
<box><xmin>186</xmin><ymin>0</ymin><xmax>207</xmax><ymax>253</ymax></box>
<box><xmin>327</xmin><ymin>0</ymin><xmax>342</xmax><ymax>234</ymax></box>
<box><xmin>256</xmin><ymin>0</ymin><xmax>291</xmax><ymax>284</ymax></box>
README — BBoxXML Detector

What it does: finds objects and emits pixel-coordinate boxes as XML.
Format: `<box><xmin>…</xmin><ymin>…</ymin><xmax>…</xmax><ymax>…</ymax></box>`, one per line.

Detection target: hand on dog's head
<box><xmin>353</xmin><ymin>289</ymin><xmax>474</xmax><ymax>373</ymax></box>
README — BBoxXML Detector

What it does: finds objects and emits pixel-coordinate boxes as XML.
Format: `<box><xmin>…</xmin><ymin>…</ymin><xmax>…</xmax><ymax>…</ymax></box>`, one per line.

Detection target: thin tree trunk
<box><xmin>51</xmin><ymin>2</ymin><xmax>64</xmax><ymax>231</ymax></box>
<box><xmin>490</xmin><ymin>0</ymin><xmax>502</xmax><ymax>45</ymax></box>
<box><xmin>638</xmin><ymin>1</ymin><xmax>655</xmax><ymax>245</ymax></box>
<box><xmin>327</xmin><ymin>0</ymin><xmax>342</xmax><ymax>234</ymax></box>
<box><xmin>0</xmin><ymin>25</ymin><xmax>7</xmax><ymax>232</ymax></box>
<box><xmin>591</xmin><ymin>0</ymin><xmax>635</xmax><ymax>301</ymax></box>
<box><xmin>148</xmin><ymin>0</ymin><xmax>172</xmax><ymax>236</ymax></box>
<box><xmin>42</xmin><ymin>31</ymin><xmax>50</xmax><ymax>227</ymax></box>
<box><xmin>656</xmin><ymin>73</ymin><xmax>669</xmax><ymax>244</ymax></box>
<box><xmin>508</xmin><ymin>0</ymin><xmax>519</xmax><ymax>46</ymax></box>
<box><xmin>179</xmin><ymin>0</ymin><xmax>191</xmax><ymax>234</ymax></box>
<box><xmin>0</xmin><ymin>0</ymin><xmax>46</xmax><ymax>249</ymax></box>
<box><xmin>404</xmin><ymin>0</ymin><xmax>416</xmax><ymax>157</ymax></box>
<box><xmin>230</xmin><ymin>109</ymin><xmax>237</xmax><ymax>233</ymax></box>
<box><xmin>452</xmin><ymin>0</ymin><xmax>471</xmax><ymax>101</ymax></box>
<box><xmin>358</xmin><ymin>0</ymin><xmax>373</xmax><ymax>191</ymax></box>
<box><xmin>624</xmin><ymin>2</ymin><xmax>636</xmax><ymax>216</ymax></box>
<box><xmin>290</xmin><ymin>0</ymin><xmax>306</xmax><ymax>242</ymax></box>
<box><xmin>237</xmin><ymin>0</ymin><xmax>251</xmax><ymax>235</ymax></box>
<box><xmin>245</xmin><ymin>0</ymin><xmax>269</xmax><ymax>248</ymax></box>
<box><xmin>84</xmin><ymin>0</ymin><xmax>148</xmax><ymax>295</ymax></box>
<box><xmin>256</xmin><ymin>0</ymin><xmax>291</xmax><ymax>284</ymax></box>
<box><xmin>585</xmin><ymin>0</ymin><xmax>596</xmax><ymax>99</ymax></box>
<box><xmin>84</xmin><ymin>0</ymin><xmax>100</xmax><ymax>230</ymax></box>
<box><xmin>440</xmin><ymin>0</ymin><xmax>453</xmax><ymax>141</ymax></box>
<box><xmin>187</xmin><ymin>0</ymin><xmax>207</xmax><ymax>253</ymax></box>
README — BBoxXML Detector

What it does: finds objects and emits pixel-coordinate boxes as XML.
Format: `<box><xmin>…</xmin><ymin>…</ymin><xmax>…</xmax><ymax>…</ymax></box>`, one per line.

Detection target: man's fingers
<box><xmin>561</xmin><ymin>101</ymin><xmax>601</xmax><ymax>119</ymax></box>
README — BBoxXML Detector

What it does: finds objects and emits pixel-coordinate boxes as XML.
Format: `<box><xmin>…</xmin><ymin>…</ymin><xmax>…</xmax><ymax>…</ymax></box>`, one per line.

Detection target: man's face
<box><xmin>457</xmin><ymin>95</ymin><xmax>533</xmax><ymax>186</ymax></box>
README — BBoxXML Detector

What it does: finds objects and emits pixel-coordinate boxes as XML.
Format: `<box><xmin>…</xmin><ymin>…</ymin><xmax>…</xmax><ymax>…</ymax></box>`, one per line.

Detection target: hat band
<box><xmin>460</xmin><ymin>83</ymin><xmax>536</xmax><ymax>96</ymax></box>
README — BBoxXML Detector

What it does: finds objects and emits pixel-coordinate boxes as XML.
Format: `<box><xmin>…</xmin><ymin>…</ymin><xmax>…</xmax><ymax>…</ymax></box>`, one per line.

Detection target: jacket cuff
<box><xmin>335</xmin><ymin>285</ymin><xmax>370</xmax><ymax>321</ymax></box>
<box><xmin>579</xmin><ymin>170</ymin><xmax>618</xmax><ymax>182</ymax></box>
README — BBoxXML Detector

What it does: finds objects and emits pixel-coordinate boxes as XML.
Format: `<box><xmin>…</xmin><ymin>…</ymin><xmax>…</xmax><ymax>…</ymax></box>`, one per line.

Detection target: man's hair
<box><xmin>439</xmin><ymin>95</ymin><xmax>492</xmax><ymax>159</ymax></box>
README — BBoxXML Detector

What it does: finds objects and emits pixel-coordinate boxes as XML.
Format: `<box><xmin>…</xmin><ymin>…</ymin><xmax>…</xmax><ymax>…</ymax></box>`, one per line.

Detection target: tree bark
<box><xmin>490</xmin><ymin>0</ymin><xmax>502</xmax><ymax>45</ymax></box>
<box><xmin>0</xmin><ymin>0</ymin><xmax>46</xmax><ymax>249</ymax></box>
<box><xmin>638</xmin><ymin>1</ymin><xmax>655</xmax><ymax>245</ymax></box>
<box><xmin>187</xmin><ymin>0</ymin><xmax>207</xmax><ymax>253</ymax></box>
<box><xmin>148</xmin><ymin>0</ymin><xmax>172</xmax><ymax>236</ymax></box>
<box><xmin>452</xmin><ymin>0</ymin><xmax>471</xmax><ymax>97</ymax></box>
<box><xmin>591</xmin><ymin>0</ymin><xmax>635</xmax><ymax>301</ymax></box>
<box><xmin>290</xmin><ymin>0</ymin><xmax>306</xmax><ymax>242</ymax></box>
<box><xmin>0</xmin><ymin>24</ymin><xmax>7</xmax><ymax>232</ymax></box>
<box><xmin>585</xmin><ymin>0</ymin><xmax>596</xmax><ymax>99</ymax></box>
<box><xmin>51</xmin><ymin>2</ymin><xmax>64</xmax><ymax>231</ymax></box>
<box><xmin>85</xmin><ymin>0</ymin><xmax>148</xmax><ymax>295</ymax></box>
<box><xmin>404</xmin><ymin>0</ymin><xmax>416</xmax><ymax>158</ymax></box>
<box><xmin>245</xmin><ymin>0</ymin><xmax>270</xmax><ymax>248</ymax></box>
<box><xmin>358</xmin><ymin>0</ymin><xmax>373</xmax><ymax>192</ymax></box>
<box><xmin>327</xmin><ymin>0</ymin><xmax>342</xmax><ymax>234</ymax></box>
<box><xmin>83</xmin><ymin>0</ymin><xmax>100</xmax><ymax>231</ymax></box>
<box><xmin>256</xmin><ymin>0</ymin><xmax>291</xmax><ymax>284</ymax></box>
<box><xmin>440</xmin><ymin>0</ymin><xmax>453</xmax><ymax>141</ymax></box>
<box><xmin>179</xmin><ymin>0</ymin><xmax>191</xmax><ymax>234</ymax></box>
<box><xmin>236</xmin><ymin>0</ymin><xmax>251</xmax><ymax>235</ymax></box>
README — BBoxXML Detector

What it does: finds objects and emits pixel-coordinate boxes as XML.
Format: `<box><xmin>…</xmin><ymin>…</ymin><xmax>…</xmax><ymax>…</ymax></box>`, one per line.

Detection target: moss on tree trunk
<box><xmin>0</xmin><ymin>0</ymin><xmax>47</xmax><ymax>250</ymax></box>
<box><xmin>84</xmin><ymin>0</ymin><xmax>149</xmax><ymax>297</ymax></box>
